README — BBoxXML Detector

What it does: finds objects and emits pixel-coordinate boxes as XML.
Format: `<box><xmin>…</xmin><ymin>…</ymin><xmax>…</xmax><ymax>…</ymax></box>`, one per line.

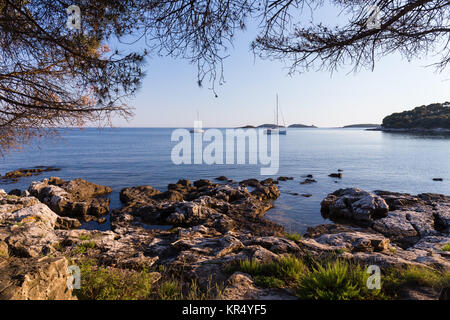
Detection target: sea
<box><xmin>1</xmin><ymin>127</ymin><xmax>449</xmax><ymax>234</ymax></box>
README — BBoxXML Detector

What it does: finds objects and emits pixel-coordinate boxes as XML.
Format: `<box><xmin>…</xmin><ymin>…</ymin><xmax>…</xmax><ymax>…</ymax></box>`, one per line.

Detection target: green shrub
<box><xmin>185</xmin><ymin>278</ymin><xmax>223</xmax><ymax>300</ymax></box>
<box><xmin>295</xmin><ymin>259</ymin><xmax>383</xmax><ymax>300</ymax></box>
<box><xmin>74</xmin><ymin>260</ymin><xmax>223</xmax><ymax>300</ymax></box>
<box><xmin>79</xmin><ymin>234</ymin><xmax>92</xmax><ymax>241</ymax></box>
<box><xmin>254</xmin><ymin>276</ymin><xmax>285</xmax><ymax>288</ymax></box>
<box><xmin>156</xmin><ymin>277</ymin><xmax>223</xmax><ymax>300</ymax></box>
<box><xmin>441</xmin><ymin>243</ymin><xmax>450</xmax><ymax>252</ymax></box>
<box><xmin>285</xmin><ymin>232</ymin><xmax>302</xmax><ymax>241</ymax></box>
<box><xmin>238</xmin><ymin>258</ymin><xmax>264</xmax><ymax>275</ymax></box>
<box><xmin>226</xmin><ymin>255</ymin><xmax>306</xmax><ymax>287</ymax></box>
<box><xmin>276</xmin><ymin>255</ymin><xmax>306</xmax><ymax>282</ymax></box>
<box><xmin>383</xmin><ymin>265</ymin><xmax>450</xmax><ymax>295</ymax></box>
<box><xmin>158</xmin><ymin>279</ymin><xmax>183</xmax><ymax>300</ymax></box>
<box><xmin>75</xmin><ymin>241</ymin><xmax>96</xmax><ymax>254</ymax></box>
<box><xmin>74</xmin><ymin>260</ymin><xmax>156</xmax><ymax>300</ymax></box>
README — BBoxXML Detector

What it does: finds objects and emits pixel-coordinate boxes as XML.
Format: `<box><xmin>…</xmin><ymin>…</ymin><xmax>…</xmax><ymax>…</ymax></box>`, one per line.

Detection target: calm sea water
<box><xmin>1</xmin><ymin>128</ymin><xmax>449</xmax><ymax>234</ymax></box>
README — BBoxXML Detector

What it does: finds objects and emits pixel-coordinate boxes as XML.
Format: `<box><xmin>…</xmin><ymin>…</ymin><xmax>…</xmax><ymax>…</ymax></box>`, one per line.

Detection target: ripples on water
<box><xmin>1</xmin><ymin>128</ymin><xmax>449</xmax><ymax>234</ymax></box>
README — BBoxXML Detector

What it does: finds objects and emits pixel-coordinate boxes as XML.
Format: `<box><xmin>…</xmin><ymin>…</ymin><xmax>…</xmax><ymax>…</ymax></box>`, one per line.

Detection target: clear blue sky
<box><xmin>112</xmin><ymin>6</ymin><xmax>450</xmax><ymax>128</ymax></box>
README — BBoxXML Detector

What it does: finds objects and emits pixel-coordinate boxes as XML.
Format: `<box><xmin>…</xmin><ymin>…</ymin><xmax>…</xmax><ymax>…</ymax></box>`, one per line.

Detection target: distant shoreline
<box><xmin>342</xmin><ymin>124</ymin><xmax>380</xmax><ymax>128</ymax></box>
<box><xmin>367</xmin><ymin>127</ymin><xmax>450</xmax><ymax>133</ymax></box>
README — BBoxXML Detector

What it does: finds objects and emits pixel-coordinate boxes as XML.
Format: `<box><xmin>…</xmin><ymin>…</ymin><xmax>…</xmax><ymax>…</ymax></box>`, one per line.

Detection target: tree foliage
<box><xmin>254</xmin><ymin>0</ymin><xmax>450</xmax><ymax>74</ymax></box>
<box><xmin>382</xmin><ymin>102</ymin><xmax>450</xmax><ymax>129</ymax></box>
<box><xmin>0</xmin><ymin>0</ymin><xmax>146</xmax><ymax>154</ymax></box>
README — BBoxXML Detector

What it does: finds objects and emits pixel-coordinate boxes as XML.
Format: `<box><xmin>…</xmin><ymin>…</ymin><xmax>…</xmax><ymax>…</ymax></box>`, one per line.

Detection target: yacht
<box><xmin>190</xmin><ymin>110</ymin><xmax>205</xmax><ymax>133</ymax></box>
<box><xmin>264</xmin><ymin>94</ymin><xmax>287</xmax><ymax>135</ymax></box>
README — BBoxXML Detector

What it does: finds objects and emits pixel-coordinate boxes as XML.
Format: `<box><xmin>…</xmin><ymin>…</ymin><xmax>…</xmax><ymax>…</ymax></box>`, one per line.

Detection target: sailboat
<box><xmin>190</xmin><ymin>110</ymin><xmax>205</xmax><ymax>133</ymax></box>
<box><xmin>264</xmin><ymin>94</ymin><xmax>287</xmax><ymax>135</ymax></box>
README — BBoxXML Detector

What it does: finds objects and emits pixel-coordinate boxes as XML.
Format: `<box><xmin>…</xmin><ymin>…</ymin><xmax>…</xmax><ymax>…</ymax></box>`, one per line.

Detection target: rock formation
<box><xmin>0</xmin><ymin>179</ymin><xmax>448</xmax><ymax>300</ymax></box>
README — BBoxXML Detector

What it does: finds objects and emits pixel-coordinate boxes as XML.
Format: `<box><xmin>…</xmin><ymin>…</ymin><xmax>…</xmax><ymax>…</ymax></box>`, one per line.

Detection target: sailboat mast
<box><xmin>276</xmin><ymin>94</ymin><xmax>279</xmax><ymax>127</ymax></box>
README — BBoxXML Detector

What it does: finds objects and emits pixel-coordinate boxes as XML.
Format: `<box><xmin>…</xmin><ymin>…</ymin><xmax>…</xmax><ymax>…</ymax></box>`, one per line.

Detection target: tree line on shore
<box><xmin>382</xmin><ymin>102</ymin><xmax>450</xmax><ymax>129</ymax></box>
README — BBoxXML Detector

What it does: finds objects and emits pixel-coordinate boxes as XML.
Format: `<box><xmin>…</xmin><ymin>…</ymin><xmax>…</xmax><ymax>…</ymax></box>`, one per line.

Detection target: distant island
<box><xmin>375</xmin><ymin>102</ymin><xmax>450</xmax><ymax>132</ymax></box>
<box><xmin>343</xmin><ymin>124</ymin><xmax>380</xmax><ymax>128</ymax></box>
<box><xmin>239</xmin><ymin>123</ymin><xmax>317</xmax><ymax>129</ymax></box>
<box><xmin>288</xmin><ymin>124</ymin><xmax>317</xmax><ymax>128</ymax></box>
<box><xmin>258</xmin><ymin>123</ymin><xmax>282</xmax><ymax>128</ymax></box>
<box><xmin>238</xmin><ymin>124</ymin><xmax>280</xmax><ymax>128</ymax></box>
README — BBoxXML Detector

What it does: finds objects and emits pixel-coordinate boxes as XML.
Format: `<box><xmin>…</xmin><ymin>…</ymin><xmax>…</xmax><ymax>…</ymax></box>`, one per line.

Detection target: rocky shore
<box><xmin>0</xmin><ymin>177</ymin><xmax>448</xmax><ymax>300</ymax></box>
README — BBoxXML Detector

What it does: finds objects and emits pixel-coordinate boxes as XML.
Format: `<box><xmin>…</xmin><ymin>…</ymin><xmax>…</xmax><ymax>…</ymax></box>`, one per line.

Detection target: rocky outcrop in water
<box><xmin>115</xmin><ymin>179</ymin><xmax>281</xmax><ymax>235</ymax></box>
<box><xmin>321</xmin><ymin>188</ymin><xmax>389</xmax><ymax>223</ymax></box>
<box><xmin>315</xmin><ymin>188</ymin><xmax>450</xmax><ymax>270</ymax></box>
<box><xmin>0</xmin><ymin>167</ymin><xmax>61</xmax><ymax>184</ymax></box>
<box><xmin>29</xmin><ymin>177</ymin><xmax>112</xmax><ymax>223</ymax></box>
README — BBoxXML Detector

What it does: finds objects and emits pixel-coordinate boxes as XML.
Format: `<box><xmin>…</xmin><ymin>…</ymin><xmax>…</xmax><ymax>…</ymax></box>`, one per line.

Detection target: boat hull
<box><xmin>264</xmin><ymin>128</ymin><xmax>287</xmax><ymax>135</ymax></box>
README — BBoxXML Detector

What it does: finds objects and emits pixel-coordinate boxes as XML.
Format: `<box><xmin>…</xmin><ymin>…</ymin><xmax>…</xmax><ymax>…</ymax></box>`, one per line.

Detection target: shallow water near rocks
<box><xmin>1</xmin><ymin>128</ymin><xmax>449</xmax><ymax>234</ymax></box>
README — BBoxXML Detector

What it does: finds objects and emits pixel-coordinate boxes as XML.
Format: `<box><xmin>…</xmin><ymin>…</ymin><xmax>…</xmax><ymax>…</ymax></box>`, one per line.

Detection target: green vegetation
<box><xmin>288</xmin><ymin>124</ymin><xmax>318</xmax><ymax>128</ymax></box>
<box><xmin>157</xmin><ymin>279</ymin><xmax>183</xmax><ymax>300</ymax></box>
<box><xmin>226</xmin><ymin>255</ymin><xmax>306</xmax><ymax>288</ymax></box>
<box><xmin>0</xmin><ymin>246</ymin><xmax>7</xmax><ymax>258</ymax></box>
<box><xmin>69</xmin><ymin>253</ymin><xmax>450</xmax><ymax>300</ymax></box>
<box><xmin>382</xmin><ymin>102</ymin><xmax>450</xmax><ymax>129</ymax></box>
<box><xmin>71</xmin><ymin>251</ymin><xmax>449</xmax><ymax>300</ymax></box>
<box><xmin>225</xmin><ymin>255</ymin><xmax>449</xmax><ymax>300</ymax></box>
<box><xmin>79</xmin><ymin>234</ymin><xmax>92</xmax><ymax>241</ymax></box>
<box><xmin>295</xmin><ymin>260</ymin><xmax>382</xmax><ymax>300</ymax></box>
<box><xmin>253</xmin><ymin>276</ymin><xmax>285</xmax><ymax>288</ymax></box>
<box><xmin>285</xmin><ymin>232</ymin><xmax>302</xmax><ymax>241</ymax></box>
<box><xmin>383</xmin><ymin>266</ymin><xmax>450</xmax><ymax>297</ymax></box>
<box><xmin>74</xmin><ymin>259</ymin><xmax>223</xmax><ymax>300</ymax></box>
<box><xmin>441</xmin><ymin>243</ymin><xmax>450</xmax><ymax>252</ymax></box>
<box><xmin>74</xmin><ymin>260</ymin><xmax>156</xmax><ymax>300</ymax></box>
<box><xmin>52</xmin><ymin>242</ymin><xmax>63</xmax><ymax>252</ymax></box>
<box><xmin>75</xmin><ymin>241</ymin><xmax>96</xmax><ymax>254</ymax></box>
<box><xmin>159</xmin><ymin>277</ymin><xmax>222</xmax><ymax>300</ymax></box>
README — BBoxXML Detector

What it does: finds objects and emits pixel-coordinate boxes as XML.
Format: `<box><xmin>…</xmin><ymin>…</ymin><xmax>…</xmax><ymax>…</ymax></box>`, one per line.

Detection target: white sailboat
<box><xmin>264</xmin><ymin>94</ymin><xmax>287</xmax><ymax>135</ymax></box>
<box><xmin>190</xmin><ymin>110</ymin><xmax>205</xmax><ymax>133</ymax></box>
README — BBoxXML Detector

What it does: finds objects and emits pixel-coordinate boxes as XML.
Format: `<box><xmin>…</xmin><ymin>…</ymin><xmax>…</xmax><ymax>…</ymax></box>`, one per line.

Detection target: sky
<box><xmin>112</xmin><ymin>5</ymin><xmax>450</xmax><ymax>128</ymax></box>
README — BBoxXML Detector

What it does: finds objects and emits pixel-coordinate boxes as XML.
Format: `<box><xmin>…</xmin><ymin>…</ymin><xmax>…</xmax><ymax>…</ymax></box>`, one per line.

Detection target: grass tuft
<box><xmin>226</xmin><ymin>255</ymin><xmax>306</xmax><ymax>287</ymax></box>
<box><xmin>285</xmin><ymin>232</ymin><xmax>302</xmax><ymax>241</ymax></box>
<box><xmin>79</xmin><ymin>234</ymin><xmax>92</xmax><ymax>241</ymax></box>
<box><xmin>75</xmin><ymin>241</ymin><xmax>96</xmax><ymax>254</ymax></box>
<box><xmin>74</xmin><ymin>260</ymin><xmax>223</xmax><ymax>300</ymax></box>
<box><xmin>74</xmin><ymin>260</ymin><xmax>156</xmax><ymax>300</ymax></box>
<box><xmin>226</xmin><ymin>256</ymin><xmax>387</xmax><ymax>300</ymax></box>
<box><xmin>295</xmin><ymin>259</ymin><xmax>383</xmax><ymax>300</ymax></box>
<box><xmin>383</xmin><ymin>265</ymin><xmax>450</xmax><ymax>296</ymax></box>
